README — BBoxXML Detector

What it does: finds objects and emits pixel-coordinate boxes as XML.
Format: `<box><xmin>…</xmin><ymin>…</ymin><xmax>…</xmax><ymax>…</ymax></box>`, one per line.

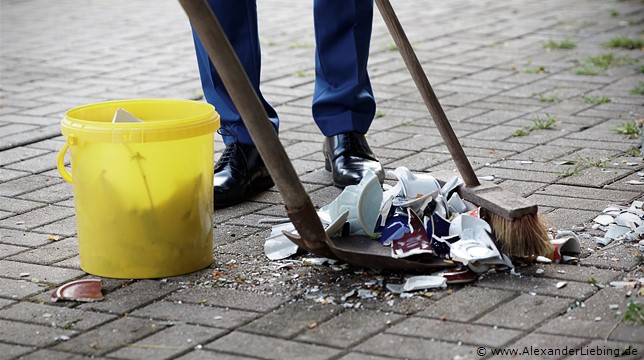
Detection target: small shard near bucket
<box><xmin>51</xmin><ymin>279</ymin><xmax>103</xmax><ymax>302</ymax></box>
<box><xmin>112</xmin><ymin>108</ymin><xmax>144</xmax><ymax>123</ymax></box>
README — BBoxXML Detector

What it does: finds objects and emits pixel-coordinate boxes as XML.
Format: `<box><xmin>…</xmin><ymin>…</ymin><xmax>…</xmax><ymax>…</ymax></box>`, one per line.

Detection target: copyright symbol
<box><xmin>477</xmin><ymin>347</ymin><xmax>486</xmax><ymax>356</ymax></box>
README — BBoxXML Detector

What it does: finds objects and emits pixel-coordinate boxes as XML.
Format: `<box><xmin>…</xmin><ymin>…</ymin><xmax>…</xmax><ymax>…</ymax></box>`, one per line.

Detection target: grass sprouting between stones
<box><xmin>573</xmin><ymin>53</ymin><xmax>637</xmax><ymax>75</ymax></box>
<box><xmin>581</xmin><ymin>95</ymin><xmax>612</xmax><ymax>104</ymax></box>
<box><xmin>603</xmin><ymin>36</ymin><xmax>644</xmax><ymax>50</ymax></box>
<box><xmin>543</xmin><ymin>38</ymin><xmax>577</xmax><ymax>50</ymax></box>
<box><xmin>512</xmin><ymin>114</ymin><xmax>557</xmax><ymax>137</ymax></box>
<box><xmin>557</xmin><ymin>155</ymin><xmax>609</xmax><ymax>178</ymax></box>
<box><xmin>623</xmin><ymin>301</ymin><xmax>644</xmax><ymax>325</ymax></box>
<box><xmin>609</xmin><ymin>9</ymin><xmax>619</xmax><ymax>16</ymax></box>
<box><xmin>631</xmin><ymin>81</ymin><xmax>644</xmax><ymax>95</ymax></box>
<box><xmin>537</xmin><ymin>94</ymin><xmax>560</xmax><ymax>103</ymax></box>
<box><xmin>612</xmin><ymin>120</ymin><xmax>643</xmax><ymax>139</ymax></box>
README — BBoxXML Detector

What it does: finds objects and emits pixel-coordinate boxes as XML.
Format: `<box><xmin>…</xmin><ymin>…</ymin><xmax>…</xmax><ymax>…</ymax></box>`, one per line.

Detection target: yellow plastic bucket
<box><xmin>56</xmin><ymin>99</ymin><xmax>220</xmax><ymax>279</ymax></box>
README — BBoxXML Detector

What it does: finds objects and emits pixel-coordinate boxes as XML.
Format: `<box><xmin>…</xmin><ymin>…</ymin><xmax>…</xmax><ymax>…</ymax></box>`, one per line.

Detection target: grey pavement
<box><xmin>1</xmin><ymin>0</ymin><xmax>644</xmax><ymax>359</ymax></box>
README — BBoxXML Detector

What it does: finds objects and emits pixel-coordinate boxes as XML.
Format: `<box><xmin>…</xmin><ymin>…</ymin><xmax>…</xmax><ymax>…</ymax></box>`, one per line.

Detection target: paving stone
<box><xmin>0</xmin><ymin>302</ymin><xmax>116</xmax><ymax>330</ymax></box>
<box><xmin>0</xmin><ymin>318</ymin><xmax>76</xmax><ymax>347</ymax></box>
<box><xmin>167</xmin><ymin>287</ymin><xmax>286</xmax><ymax>313</ymax></box>
<box><xmin>476</xmin><ymin>272</ymin><xmax>596</xmax><ymax>299</ymax></box>
<box><xmin>17</xmin><ymin>182</ymin><xmax>74</xmax><ymax>203</ymax></box>
<box><xmin>538</xmin><ymin>184</ymin><xmax>638</xmax><ymax>202</ymax></box>
<box><xmin>52</xmin><ymin>316</ymin><xmax>159</xmax><ymax>356</ymax></box>
<box><xmin>241</xmin><ymin>302</ymin><xmax>343</xmax><ymax>338</ymax></box>
<box><xmin>384</xmin><ymin>133</ymin><xmax>445</xmax><ymax>152</ymax></box>
<box><xmin>387</xmin><ymin>317</ymin><xmax>522</xmax><ymax>348</ymax></box>
<box><xmin>557</xmin><ymin>167</ymin><xmax>632</xmax><ymax>188</ymax></box>
<box><xmin>0</xmin><ymin>147</ymin><xmax>50</xmax><ymax>167</ymax></box>
<box><xmin>581</xmin><ymin>243</ymin><xmax>641</xmax><ymax>271</ymax></box>
<box><xmin>475</xmin><ymin>166</ymin><xmax>560</xmax><ymax>183</ymax></box>
<box><xmin>0</xmin><ymin>277</ymin><xmax>46</xmax><ymax>300</ymax></box>
<box><xmin>0</xmin><ymin>243</ymin><xmax>29</xmax><ymax>259</ymax></box>
<box><xmin>0</xmin><ymin>168</ymin><xmax>29</xmax><ymax>183</ymax></box>
<box><xmin>295</xmin><ymin>309</ymin><xmax>403</xmax><ymax>348</ymax></box>
<box><xmin>475</xmin><ymin>294</ymin><xmax>571</xmax><ymax>330</ymax></box>
<box><xmin>493</xmin><ymin>180</ymin><xmax>546</xmax><ymax>198</ymax></box>
<box><xmin>0</xmin><ymin>260</ymin><xmax>84</xmax><ymax>285</ymax></box>
<box><xmin>32</xmin><ymin>216</ymin><xmax>77</xmax><ymax>237</ymax></box>
<box><xmin>78</xmin><ymin>280</ymin><xmax>180</xmax><ymax>315</ymax></box>
<box><xmin>488</xmin><ymin>333</ymin><xmax>587</xmax><ymax>360</ymax></box>
<box><xmin>130</xmin><ymin>300</ymin><xmax>259</xmax><ymax>329</ymax></box>
<box><xmin>204</xmin><ymin>331</ymin><xmax>341</xmax><ymax>360</ymax></box>
<box><xmin>537</xmin><ymin>287</ymin><xmax>643</xmax><ymax>342</ymax></box>
<box><xmin>0</xmin><ymin>205</ymin><xmax>75</xmax><ymax>231</ymax></box>
<box><xmin>354</xmin><ymin>333</ymin><xmax>477</xmax><ymax>360</ymax></box>
<box><xmin>527</xmin><ymin>193</ymin><xmax>615</xmax><ymax>212</ymax></box>
<box><xmin>0</xmin><ymin>174</ymin><xmax>61</xmax><ymax>197</ymax></box>
<box><xmin>0</xmin><ymin>196</ymin><xmax>45</xmax><ymax>214</ymax></box>
<box><xmin>7</xmin><ymin>237</ymin><xmax>78</xmax><ymax>265</ymax></box>
<box><xmin>526</xmin><ymin>264</ymin><xmax>621</xmax><ymax>285</ymax></box>
<box><xmin>540</xmin><ymin>208</ymin><xmax>599</xmax><ymax>231</ymax></box>
<box><xmin>10</xmin><ymin>349</ymin><xmax>108</xmax><ymax>360</ymax></box>
<box><xmin>213</xmin><ymin>224</ymin><xmax>263</xmax><ymax>246</ymax></box>
<box><xmin>337</xmin><ymin>353</ymin><xmax>394</xmax><ymax>360</ymax></box>
<box><xmin>0</xmin><ymin>342</ymin><xmax>33</xmax><ymax>360</ymax></box>
<box><xmin>176</xmin><ymin>350</ymin><xmax>256</xmax><ymax>360</ymax></box>
<box><xmin>106</xmin><ymin>323</ymin><xmax>226</xmax><ymax>360</ymax></box>
<box><xmin>0</xmin><ymin>298</ymin><xmax>15</xmax><ymax>309</ymax></box>
<box><xmin>416</xmin><ymin>286</ymin><xmax>517</xmax><ymax>322</ymax></box>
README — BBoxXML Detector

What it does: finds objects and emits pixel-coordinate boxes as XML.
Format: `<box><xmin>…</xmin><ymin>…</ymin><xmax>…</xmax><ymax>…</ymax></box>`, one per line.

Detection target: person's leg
<box><xmin>193</xmin><ymin>0</ymin><xmax>279</xmax><ymax>145</ymax></box>
<box><xmin>313</xmin><ymin>0</ymin><xmax>383</xmax><ymax>187</ymax></box>
<box><xmin>192</xmin><ymin>0</ymin><xmax>275</xmax><ymax>207</ymax></box>
<box><xmin>312</xmin><ymin>0</ymin><xmax>375</xmax><ymax>136</ymax></box>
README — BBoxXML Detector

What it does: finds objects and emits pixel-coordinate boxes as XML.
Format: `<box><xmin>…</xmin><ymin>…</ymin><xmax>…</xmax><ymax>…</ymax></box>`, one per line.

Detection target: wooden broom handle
<box><xmin>179</xmin><ymin>0</ymin><xmax>321</xmax><ymax>212</ymax></box>
<box><xmin>375</xmin><ymin>0</ymin><xmax>480</xmax><ymax>187</ymax></box>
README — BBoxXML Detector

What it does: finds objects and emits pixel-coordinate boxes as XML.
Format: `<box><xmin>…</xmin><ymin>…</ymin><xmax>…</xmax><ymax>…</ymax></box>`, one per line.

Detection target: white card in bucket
<box><xmin>112</xmin><ymin>108</ymin><xmax>144</xmax><ymax>123</ymax></box>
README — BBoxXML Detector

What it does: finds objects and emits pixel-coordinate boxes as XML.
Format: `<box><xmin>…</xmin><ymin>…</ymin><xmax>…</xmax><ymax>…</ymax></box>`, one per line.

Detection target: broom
<box><xmin>375</xmin><ymin>0</ymin><xmax>553</xmax><ymax>258</ymax></box>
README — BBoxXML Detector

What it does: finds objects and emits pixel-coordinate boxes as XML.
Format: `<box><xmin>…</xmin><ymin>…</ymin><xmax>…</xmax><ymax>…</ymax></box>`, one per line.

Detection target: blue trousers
<box><xmin>193</xmin><ymin>0</ymin><xmax>376</xmax><ymax>145</ymax></box>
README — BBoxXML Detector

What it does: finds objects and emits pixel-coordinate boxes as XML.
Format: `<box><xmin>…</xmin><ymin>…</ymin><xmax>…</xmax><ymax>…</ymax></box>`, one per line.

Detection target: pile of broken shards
<box><xmin>264</xmin><ymin>167</ymin><xmax>513</xmax><ymax>277</ymax></box>
<box><xmin>593</xmin><ymin>201</ymin><xmax>644</xmax><ymax>248</ymax></box>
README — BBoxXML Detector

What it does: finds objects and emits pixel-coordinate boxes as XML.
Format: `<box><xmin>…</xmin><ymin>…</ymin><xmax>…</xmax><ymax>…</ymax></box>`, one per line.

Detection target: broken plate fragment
<box><xmin>402</xmin><ymin>275</ymin><xmax>447</xmax><ymax>291</ymax></box>
<box><xmin>550</xmin><ymin>236</ymin><xmax>581</xmax><ymax>263</ymax></box>
<box><xmin>51</xmin><ymin>279</ymin><xmax>103</xmax><ymax>302</ymax></box>
<box><xmin>593</xmin><ymin>214</ymin><xmax>614</xmax><ymax>226</ymax></box>
<box><xmin>320</xmin><ymin>170</ymin><xmax>382</xmax><ymax>237</ymax></box>
<box><xmin>264</xmin><ymin>222</ymin><xmax>299</xmax><ymax>260</ymax></box>
<box><xmin>604</xmin><ymin>224</ymin><xmax>630</xmax><ymax>240</ymax></box>
<box><xmin>391</xmin><ymin>208</ymin><xmax>433</xmax><ymax>258</ymax></box>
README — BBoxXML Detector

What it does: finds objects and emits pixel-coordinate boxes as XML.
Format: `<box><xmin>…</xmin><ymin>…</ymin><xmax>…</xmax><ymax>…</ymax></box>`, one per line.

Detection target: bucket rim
<box><xmin>62</xmin><ymin>98</ymin><xmax>220</xmax><ymax>143</ymax></box>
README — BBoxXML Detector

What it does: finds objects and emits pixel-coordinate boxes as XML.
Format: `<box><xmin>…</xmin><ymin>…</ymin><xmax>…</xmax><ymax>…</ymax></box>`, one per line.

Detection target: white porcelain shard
<box><xmin>614</xmin><ymin>212</ymin><xmax>642</xmax><ymax>229</ymax></box>
<box><xmin>390</xmin><ymin>167</ymin><xmax>441</xmax><ymax>198</ymax></box>
<box><xmin>264</xmin><ymin>223</ymin><xmax>299</xmax><ymax>260</ymax></box>
<box><xmin>593</xmin><ymin>214</ymin><xmax>614</xmax><ymax>226</ymax></box>
<box><xmin>604</xmin><ymin>224</ymin><xmax>631</xmax><ymax>239</ymax></box>
<box><xmin>401</xmin><ymin>275</ymin><xmax>447</xmax><ymax>291</ymax></box>
<box><xmin>320</xmin><ymin>170</ymin><xmax>382</xmax><ymax>237</ymax></box>
<box><xmin>112</xmin><ymin>108</ymin><xmax>144</xmax><ymax>123</ymax></box>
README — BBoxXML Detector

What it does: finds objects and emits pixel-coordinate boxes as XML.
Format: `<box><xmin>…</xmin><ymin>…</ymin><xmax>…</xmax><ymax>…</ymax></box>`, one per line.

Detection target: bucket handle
<box><xmin>56</xmin><ymin>142</ymin><xmax>73</xmax><ymax>183</ymax></box>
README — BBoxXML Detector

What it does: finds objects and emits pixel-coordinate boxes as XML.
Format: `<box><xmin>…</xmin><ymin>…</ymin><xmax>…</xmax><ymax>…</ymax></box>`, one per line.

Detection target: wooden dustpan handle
<box><xmin>375</xmin><ymin>0</ymin><xmax>480</xmax><ymax>187</ymax></box>
<box><xmin>179</xmin><ymin>0</ymin><xmax>331</xmax><ymax>253</ymax></box>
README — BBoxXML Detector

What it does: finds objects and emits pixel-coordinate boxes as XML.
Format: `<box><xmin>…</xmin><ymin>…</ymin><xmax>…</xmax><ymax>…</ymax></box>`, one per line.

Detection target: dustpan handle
<box><xmin>179</xmin><ymin>0</ymin><xmax>329</xmax><ymax>247</ymax></box>
<box><xmin>375</xmin><ymin>0</ymin><xmax>480</xmax><ymax>187</ymax></box>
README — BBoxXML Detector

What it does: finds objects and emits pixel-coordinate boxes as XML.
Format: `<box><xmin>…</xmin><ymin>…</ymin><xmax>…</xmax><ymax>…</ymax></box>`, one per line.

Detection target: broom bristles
<box><xmin>486</xmin><ymin>211</ymin><xmax>553</xmax><ymax>258</ymax></box>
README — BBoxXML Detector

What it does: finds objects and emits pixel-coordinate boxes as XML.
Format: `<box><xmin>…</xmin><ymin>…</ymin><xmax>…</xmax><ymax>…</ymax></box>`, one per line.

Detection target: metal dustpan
<box><xmin>179</xmin><ymin>0</ymin><xmax>454</xmax><ymax>270</ymax></box>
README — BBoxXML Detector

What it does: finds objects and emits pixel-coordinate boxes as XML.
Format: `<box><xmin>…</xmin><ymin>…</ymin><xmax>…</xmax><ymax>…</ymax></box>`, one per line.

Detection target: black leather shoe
<box><xmin>214</xmin><ymin>142</ymin><xmax>273</xmax><ymax>208</ymax></box>
<box><xmin>323</xmin><ymin>132</ymin><xmax>385</xmax><ymax>188</ymax></box>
